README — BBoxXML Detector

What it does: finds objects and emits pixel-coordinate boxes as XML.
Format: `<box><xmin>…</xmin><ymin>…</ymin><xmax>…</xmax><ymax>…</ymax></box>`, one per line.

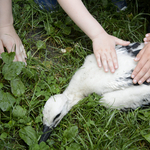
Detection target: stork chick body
<box><xmin>39</xmin><ymin>43</ymin><xmax>150</xmax><ymax>143</ymax></box>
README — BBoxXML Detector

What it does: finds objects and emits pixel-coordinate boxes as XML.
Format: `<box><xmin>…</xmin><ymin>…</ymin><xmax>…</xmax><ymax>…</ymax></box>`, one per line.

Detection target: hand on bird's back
<box><xmin>132</xmin><ymin>33</ymin><xmax>150</xmax><ymax>84</ymax></box>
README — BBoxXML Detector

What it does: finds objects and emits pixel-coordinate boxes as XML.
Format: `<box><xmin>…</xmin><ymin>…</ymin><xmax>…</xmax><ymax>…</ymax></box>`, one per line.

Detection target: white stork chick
<box><xmin>39</xmin><ymin>43</ymin><xmax>150</xmax><ymax>143</ymax></box>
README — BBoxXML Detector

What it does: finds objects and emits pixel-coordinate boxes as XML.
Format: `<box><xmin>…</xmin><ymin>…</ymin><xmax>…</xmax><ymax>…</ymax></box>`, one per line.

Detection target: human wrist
<box><xmin>0</xmin><ymin>19</ymin><xmax>13</xmax><ymax>28</ymax></box>
<box><xmin>91</xmin><ymin>30</ymin><xmax>108</xmax><ymax>42</ymax></box>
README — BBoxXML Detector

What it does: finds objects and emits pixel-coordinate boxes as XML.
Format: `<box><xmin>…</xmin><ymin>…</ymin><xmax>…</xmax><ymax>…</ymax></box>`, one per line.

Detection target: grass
<box><xmin>1</xmin><ymin>0</ymin><xmax>150</xmax><ymax>149</ymax></box>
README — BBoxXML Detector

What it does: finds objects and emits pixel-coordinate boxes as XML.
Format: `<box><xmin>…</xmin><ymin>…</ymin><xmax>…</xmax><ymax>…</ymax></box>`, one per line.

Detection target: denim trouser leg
<box><xmin>111</xmin><ymin>0</ymin><xmax>127</xmax><ymax>11</ymax></box>
<box><xmin>35</xmin><ymin>0</ymin><xmax>58</xmax><ymax>11</ymax></box>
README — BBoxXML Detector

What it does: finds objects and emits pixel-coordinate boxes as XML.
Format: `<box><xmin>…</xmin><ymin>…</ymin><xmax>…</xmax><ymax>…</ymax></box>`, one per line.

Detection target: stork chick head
<box><xmin>39</xmin><ymin>94</ymin><xmax>68</xmax><ymax>144</ymax></box>
<box><xmin>43</xmin><ymin>94</ymin><xmax>69</xmax><ymax>127</ymax></box>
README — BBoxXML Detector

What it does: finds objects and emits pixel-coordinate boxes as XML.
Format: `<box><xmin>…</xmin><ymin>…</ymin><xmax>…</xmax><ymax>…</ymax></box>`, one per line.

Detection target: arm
<box><xmin>0</xmin><ymin>0</ymin><xmax>13</xmax><ymax>27</ymax></box>
<box><xmin>0</xmin><ymin>0</ymin><xmax>26</xmax><ymax>63</ymax></box>
<box><xmin>58</xmin><ymin>0</ymin><xmax>130</xmax><ymax>73</ymax></box>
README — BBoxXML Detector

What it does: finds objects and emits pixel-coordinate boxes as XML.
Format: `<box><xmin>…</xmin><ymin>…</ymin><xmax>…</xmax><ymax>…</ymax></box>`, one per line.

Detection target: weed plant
<box><xmin>0</xmin><ymin>0</ymin><xmax>150</xmax><ymax>149</ymax></box>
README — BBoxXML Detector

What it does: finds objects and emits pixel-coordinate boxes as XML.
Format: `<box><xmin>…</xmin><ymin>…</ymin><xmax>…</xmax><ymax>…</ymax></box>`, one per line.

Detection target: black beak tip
<box><xmin>38</xmin><ymin>125</ymin><xmax>53</xmax><ymax>144</ymax></box>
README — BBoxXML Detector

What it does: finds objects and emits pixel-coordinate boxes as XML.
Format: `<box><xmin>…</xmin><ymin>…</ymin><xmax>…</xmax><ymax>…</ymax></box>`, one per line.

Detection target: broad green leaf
<box><xmin>142</xmin><ymin>133</ymin><xmax>150</xmax><ymax>143</ymax></box>
<box><xmin>36</xmin><ymin>40</ymin><xmax>46</xmax><ymax>50</ymax></box>
<box><xmin>35</xmin><ymin>115</ymin><xmax>42</xmax><ymax>123</ymax></box>
<box><xmin>13</xmin><ymin>105</ymin><xmax>27</xmax><ymax>118</ymax></box>
<box><xmin>73</xmin><ymin>25</ymin><xmax>82</xmax><ymax>32</ymax></box>
<box><xmin>66</xmin><ymin>143</ymin><xmax>81</xmax><ymax>150</ymax></box>
<box><xmin>62</xmin><ymin>26</ymin><xmax>71</xmax><ymax>35</ymax></box>
<box><xmin>0</xmin><ymin>132</ymin><xmax>8</xmax><ymax>140</ymax></box>
<box><xmin>65</xmin><ymin>17</ymin><xmax>73</xmax><ymax>25</ymax></box>
<box><xmin>54</xmin><ymin>21</ymin><xmax>63</xmax><ymax>28</ymax></box>
<box><xmin>18</xmin><ymin>116</ymin><xmax>32</xmax><ymax>124</ymax></box>
<box><xmin>8</xmin><ymin>120</ymin><xmax>16</xmax><ymax>128</ymax></box>
<box><xmin>0</xmin><ymin>92</ymin><xmax>16</xmax><ymax>111</ymax></box>
<box><xmin>11</xmin><ymin>78</ymin><xmax>25</xmax><ymax>97</ymax></box>
<box><xmin>29</xmin><ymin>144</ymin><xmax>40</xmax><ymax>150</ymax></box>
<box><xmin>22</xmin><ymin>68</ymin><xmax>35</xmax><ymax>79</ymax></box>
<box><xmin>2</xmin><ymin>62</ymin><xmax>25</xmax><ymax>80</ymax></box>
<box><xmin>44</xmin><ymin>22</ymin><xmax>55</xmax><ymax>35</ymax></box>
<box><xmin>54</xmin><ymin>21</ymin><xmax>71</xmax><ymax>35</ymax></box>
<box><xmin>0</xmin><ymin>90</ymin><xmax>4</xmax><ymax>101</ymax></box>
<box><xmin>63</xmin><ymin>126</ymin><xmax>78</xmax><ymax>142</ymax></box>
<box><xmin>39</xmin><ymin>142</ymin><xmax>50</xmax><ymax>150</ymax></box>
<box><xmin>19</xmin><ymin>126</ymin><xmax>37</xmax><ymax>146</ymax></box>
<box><xmin>29</xmin><ymin>142</ymin><xmax>49</xmax><ymax>150</ymax></box>
<box><xmin>0</xmin><ymin>83</ymin><xmax>3</xmax><ymax>89</ymax></box>
<box><xmin>1</xmin><ymin>52</ymin><xmax>15</xmax><ymax>64</ymax></box>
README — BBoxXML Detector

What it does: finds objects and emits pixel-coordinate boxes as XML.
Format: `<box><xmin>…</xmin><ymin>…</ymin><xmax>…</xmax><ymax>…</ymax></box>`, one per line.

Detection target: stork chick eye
<box><xmin>53</xmin><ymin>113</ymin><xmax>61</xmax><ymax>122</ymax></box>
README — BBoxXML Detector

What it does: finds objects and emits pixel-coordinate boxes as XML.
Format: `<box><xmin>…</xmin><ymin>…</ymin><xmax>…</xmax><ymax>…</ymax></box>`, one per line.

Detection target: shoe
<box><xmin>34</xmin><ymin>0</ymin><xmax>58</xmax><ymax>11</ymax></box>
<box><xmin>111</xmin><ymin>0</ymin><xmax>127</xmax><ymax>11</ymax></box>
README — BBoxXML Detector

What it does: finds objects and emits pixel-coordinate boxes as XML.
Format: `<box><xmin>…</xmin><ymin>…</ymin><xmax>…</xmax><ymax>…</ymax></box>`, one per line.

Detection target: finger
<box><xmin>95</xmin><ymin>53</ymin><xmax>102</xmax><ymax>68</ymax></box>
<box><xmin>132</xmin><ymin>60</ymin><xmax>149</xmax><ymax>84</ymax></box>
<box><xmin>144</xmin><ymin>34</ymin><xmax>150</xmax><ymax>44</ymax></box>
<box><xmin>15</xmin><ymin>45</ymin><xmax>26</xmax><ymax>63</ymax></box>
<box><xmin>101</xmin><ymin>54</ymin><xmax>108</xmax><ymax>72</ymax></box>
<box><xmin>20</xmin><ymin>44</ymin><xmax>27</xmax><ymax>58</ymax></box>
<box><xmin>114</xmin><ymin>37</ymin><xmax>130</xmax><ymax>46</ymax></box>
<box><xmin>147</xmin><ymin>77</ymin><xmax>150</xmax><ymax>83</ymax></box>
<box><xmin>4</xmin><ymin>42</ymin><xmax>17</xmax><ymax>61</ymax></box>
<box><xmin>0</xmin><ymin>40</ymin><xmax>4</xmax><ymax>54</ymax></box>
<box><xmin>4</xmin><ymin>41</ymin><xmax>15</xmax><ymax>52</ymax></box>
<box><xmin>107</xmin><ymin>55</ymin><xmax>115</xmax><ymax>73</ymax></box>
<box><xmin>20</xmin><ymin>45</ymin><xmax>27</xmax><ymax>61</ymax></box>
<box><xmin>137</xmin><ymin>68</ymin><xmax>150</xmax><ymax>85</ymax></box>
<box><xmin>145</xmin><ymin>33</ymin><xmax>150</xmax><ymax>41</ymax></box>
<box><xmin>111</xmin><ymin>49</ymin><xmax>118</xmax><ymax>69</ymax></box>
<box><xmin>144</xmin><ymin>39</ymin><xmax>149</xmax><ymax>45</ymax></box>
<box><xmin>131</xmin><ymin>56</ymin><xmax>147</xmax><ymax>80</ymax></box>
<box><xmin>5</xmin><ymin>42</ymin><xmax>17</xmax><ymax>61</ymax></box>
<box><xmin>107</xmin><ymin>49</ymin><xmax>117</xmax><ymax>73</ymax></box>
<box><xmin>134</xmin><ymin>47</ymin><xmax>146</xmax><ymax>61</ymax></box>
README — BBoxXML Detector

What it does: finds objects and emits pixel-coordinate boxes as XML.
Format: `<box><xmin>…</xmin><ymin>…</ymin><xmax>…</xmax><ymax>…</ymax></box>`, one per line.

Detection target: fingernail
<box><xmin>146</xmin><ymin>34</ymin><xmax>149</xmax><ymax>37</ymax></box>
<box><xmin>131</xmin><ymin>74</ymin><xmax>134</xmax><ymax>78</ymax></box>
<box><xmin>115</xmin><ymin>65</ymin><xmax>118</xmax><ymax>69</ymax></box>
<box><xmin>134</xmin><ymin>57</ymin><xmax>139</xmax><ymax>61</ymax></box>
<box><xmin>138</xmin><ymin>80</ymin><xmax>142</xmax><ymax>84</ymax></box>
<box><xmin>105</xmin><ymin>69</ymin><xmax>108</xmax><ymax>72</ymax></box>
<box><xmin>111</xmin><ymin>69</ymin><xmax>115</xmax><ymax>73</ymax></box>
<box><xmin>145</xmin><ymin>42</ymin><xmax>148</xmax><ymax>44</ymax></box>
<box><xmin>144</xmin><ymin>38</ymin><xmax>147</xmax><ymax>41</ymax></box>
<box><xmin>133</xmin><ymin>79</ymin><xmax>137</xmax><ymax>84</ymax></box>
<box><xmin>147</xmin><ymin>79</ymin><xmax>150</xmax><ymax>83</ymax></box>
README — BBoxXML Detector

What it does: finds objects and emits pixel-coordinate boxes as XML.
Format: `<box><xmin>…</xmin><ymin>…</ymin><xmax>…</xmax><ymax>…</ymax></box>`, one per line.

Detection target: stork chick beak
<box><xmin>38</xmin><ymin>125</ymin><xmax>53</xmax><ymax>144</ymax></box>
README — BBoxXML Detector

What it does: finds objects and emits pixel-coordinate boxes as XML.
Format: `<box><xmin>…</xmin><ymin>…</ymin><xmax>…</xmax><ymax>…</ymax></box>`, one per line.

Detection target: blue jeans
<box><xmin>111</xmin><ymin>0</ymin><xmax>127</xmax><ymax>11</ymax></box>
<box><xmin>35</xmin><ymin>0</ymin><xmax>58</xmax><ymax>11</ymax></box>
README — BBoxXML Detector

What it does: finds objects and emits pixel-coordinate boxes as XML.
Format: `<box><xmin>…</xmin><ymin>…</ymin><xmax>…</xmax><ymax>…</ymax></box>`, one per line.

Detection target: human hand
<box><xmin>131</xmin><ymin>42</ymin><xmax>150</xmax><ymax>84</ymax></box>
<box><xmin>143</xmin><ymin>33</ymin><xmax>150</xmax><ymax>44</ymax></box>
<box><xmin>92</xmin><ymin>33</ymin><xmax>130</xmax><ymax>73</ymax></box>
<box><xmin>0</xmin><ymin>25</ymin><xmax>26</xmax><ymax>63</ymax></box>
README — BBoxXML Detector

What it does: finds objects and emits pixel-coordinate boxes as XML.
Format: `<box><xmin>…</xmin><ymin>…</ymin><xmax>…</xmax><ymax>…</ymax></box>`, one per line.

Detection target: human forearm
<box><xmin>58</xmin><ymin>0</ymin><xmax>130</xmax><ymax>73</ymax></box>
<box><xmin>0</xmin><ymin>0</ymin><xmax>13</xmax><ymax>27</ymax></box>
<box><xmin>58</xmin><ymin>0</ymin><xmax>106</xmax><ymax>41</ymax></box>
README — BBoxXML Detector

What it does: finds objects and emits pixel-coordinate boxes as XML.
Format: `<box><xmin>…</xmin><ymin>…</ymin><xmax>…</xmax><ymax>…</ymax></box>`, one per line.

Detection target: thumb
<box><xmin>114</xmin><ymin>37</ymin><xmax>130</xmax><ymax>46</ymax></box>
